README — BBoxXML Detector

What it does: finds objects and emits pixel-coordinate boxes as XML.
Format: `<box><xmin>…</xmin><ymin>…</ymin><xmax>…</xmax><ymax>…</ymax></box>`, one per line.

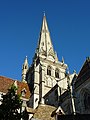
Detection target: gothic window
<box><xmin>55</xmin><ymin>68</ymin><xmax>59</xmax><ymax>78</ymax></box>
<box><xmin>36</xmin><ymin>58</ymin><xmax>40</xmax><ymax>66</ymax></box>
<box><xmin>25</xmin><ymin>66</ymin><xmax>27</xmax><ymax>69</ymax></box>
<box><xmin>84</xmin><ymin>92</ymin><xmax>90</xmax><ymax>110</ymax></box>
<box><xmin>47</xmin><ymin>66</ymin><xmax>52</xmax><ymax>76</ymax></box>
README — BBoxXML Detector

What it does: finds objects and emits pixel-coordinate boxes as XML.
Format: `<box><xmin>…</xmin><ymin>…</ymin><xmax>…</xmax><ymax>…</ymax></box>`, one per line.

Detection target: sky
<box><xmin>0</xmin><ymin>0</ymin><xmax>90</xmax><ymax>80</ymax></box>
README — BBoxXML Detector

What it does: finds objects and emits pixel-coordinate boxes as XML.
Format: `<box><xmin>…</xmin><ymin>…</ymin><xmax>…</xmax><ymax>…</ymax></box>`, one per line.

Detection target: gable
<box><xmin>77</xmin><ymin>58</ymin><xmax>90</xmax><ymax>79</ymax></box>
<box><xmin>75</xmin><ymin>58</ymin><xmax>90</xmax><ymax>88</ymax></box>
<box><xmin>0</xmin><ymin>76</ymin><xmax>30</xmax><ymax>99</ymax></box>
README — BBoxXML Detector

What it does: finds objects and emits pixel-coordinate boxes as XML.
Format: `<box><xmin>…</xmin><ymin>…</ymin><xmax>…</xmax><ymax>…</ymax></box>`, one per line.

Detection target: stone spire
<box><xmin>36</xmin><ymin>14</ymin><xmax>56</xmax><ymax>61</ymax></box>
<box><xmin>22</xmin><ymin>56</ymin><xmax>28</xmax><ymax>82</ymax></box>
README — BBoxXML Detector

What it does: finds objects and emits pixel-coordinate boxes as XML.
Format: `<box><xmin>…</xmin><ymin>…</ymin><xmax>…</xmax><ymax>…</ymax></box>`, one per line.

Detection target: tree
<box><xmin>0</xmin><ymin>83</ymin><xmax>22</xmax><ymax>120</ymax></box>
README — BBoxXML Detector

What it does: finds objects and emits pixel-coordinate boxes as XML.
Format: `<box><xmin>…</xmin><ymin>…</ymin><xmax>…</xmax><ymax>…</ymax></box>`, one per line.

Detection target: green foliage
<box><xmin>0</xmin><ymin>84</ymin><xmax>22</xmax><ymax>120</ymax></box>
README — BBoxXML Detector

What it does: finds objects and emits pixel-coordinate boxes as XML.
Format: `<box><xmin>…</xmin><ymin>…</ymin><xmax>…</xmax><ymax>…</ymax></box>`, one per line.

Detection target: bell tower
<box><xmin>26</xmin><ymin>14</ymin><xmax>68</xmax><ymax>109</ymax></box>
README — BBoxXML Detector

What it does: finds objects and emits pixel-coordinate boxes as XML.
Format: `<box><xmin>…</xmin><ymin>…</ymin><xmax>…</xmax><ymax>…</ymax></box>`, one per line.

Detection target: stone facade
<box><xmin>57</xmin><ymin>57</ymin><xmax>90</xmax><ymax>116</ymax></box>
<box><xmin>23</xmin><ymin>14</ymin><xmax>74</xmax><ymax>110</ymax></box>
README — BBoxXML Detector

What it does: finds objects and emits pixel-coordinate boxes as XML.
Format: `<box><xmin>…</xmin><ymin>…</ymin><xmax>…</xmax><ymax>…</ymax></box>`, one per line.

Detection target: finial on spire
<box><xmin>36</xmin><ymin>12</ymin><xmax>56</xmax><ymax>61</ymax></box>
<box><xmin>22</xmin><ymin>56</ymin><xmax>28</xmax><ymax>82</ymax></box>
<box><xmin>55</xmin><ymin>51</ymin><xmax>58</xmax><ymax>61</ymax></box>
<box><xmin>26</xmin><ymin>56</ymin><xmax>27</xmax><ymax>59</ymax></box>
<box><xmin>67</xmin><ymin>67</ymin><xmax>70</xmax><ymax>75</ymax></box>
<box><xmin>43</xmin><ymin>11</ymin><xmax>45</xmax><ymax>16</ymax></box>
<box><xmin>62</xmin><ymin>56</ymin><xmax>64</xmax><ymax>63</ymax></box>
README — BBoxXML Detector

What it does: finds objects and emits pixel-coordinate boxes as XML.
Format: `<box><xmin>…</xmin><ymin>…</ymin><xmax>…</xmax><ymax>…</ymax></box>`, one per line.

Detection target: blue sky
<box><xmin>0</xmin><ymin>0</ymin><xmax>90</xmax><ymax>80</ymax></box>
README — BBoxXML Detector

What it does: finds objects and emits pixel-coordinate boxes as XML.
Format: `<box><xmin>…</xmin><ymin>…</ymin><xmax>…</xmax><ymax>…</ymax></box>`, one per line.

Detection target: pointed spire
<box><xmin>55</xmin><ymin>51</ymin><xmax>58</xmax><ymax>61</ymax></box>
<box><xmin>36</xmin><ymin>14</ymin><xmax>56</xmax><ymax>60</ymax></box>
<box><xmin>22</xmin><ymin>56</ymin><xmax>29</xmax><ymax>82</ymax></box>
<box><xmin>40</xmin><ymin>13</ymin><xmax>49</xmax><ymax>36</ymax></box>
<box><xmin>24</xmin><ymin>56</ymin><xmax>28</xmax><ymax>67</ymax></box>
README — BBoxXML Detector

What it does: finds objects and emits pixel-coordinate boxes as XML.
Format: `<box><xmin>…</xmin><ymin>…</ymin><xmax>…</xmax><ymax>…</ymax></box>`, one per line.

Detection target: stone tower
<box><xmin>26</xmin><ymin>14</ymin><xmax>68</xmax><ymax>109</ymax></box>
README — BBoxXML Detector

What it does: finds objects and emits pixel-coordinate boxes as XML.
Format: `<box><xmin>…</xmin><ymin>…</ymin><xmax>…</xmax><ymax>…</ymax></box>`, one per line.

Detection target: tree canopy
<box><xmin>0</xmin><ymin>83</ymin><xmax>22</xmax><ymax>120</ymax></box>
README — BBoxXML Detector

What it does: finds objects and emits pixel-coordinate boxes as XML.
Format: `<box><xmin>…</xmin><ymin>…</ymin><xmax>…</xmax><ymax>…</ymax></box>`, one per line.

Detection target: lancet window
<box><xmin>55</xmin><ymin>68</ymin><xmax>59</xmax><ymax>78</ymax></box>
<box><xmin>47</xmin><ymin>66</ymin><xmax>52</xmax><ymax>76</ymax></box>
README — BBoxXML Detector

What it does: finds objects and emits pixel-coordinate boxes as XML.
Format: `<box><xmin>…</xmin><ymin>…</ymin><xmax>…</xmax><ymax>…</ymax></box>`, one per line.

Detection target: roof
<box><xmin>75</xmin><ymin>57</ymin><xmax>90</xmax><ymax>88</ymax></box>
<box><xmin>43</xmin><ymin>84</ymin><xmax>58</xmax><ymax>99</ymax></box>
<box><xmin>0</xmin><ymin>76</ymin><xmax>30</xmax><ymax>99</ymax></box>
<box><xmin>26</xmin><ymin>107</ymin><xmax>35</xmax><ymax>114</ymax></box>
<box><xmin>77</xmin><ymin>57</ymin><xmax>90</xmax><ymax>80</ymax></box>
<box><xmin>33</xmin><ymin>104</ymin><xmax>56</xmax><ymax>120</ymax></box>
<box><xmin>59</xmin><ymin>90</ymin><xmax>70</xmax><ymax>103</ymax></box>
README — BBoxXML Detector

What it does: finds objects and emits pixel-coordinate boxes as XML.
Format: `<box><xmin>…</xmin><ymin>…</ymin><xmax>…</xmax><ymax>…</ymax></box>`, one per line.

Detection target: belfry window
<box><xmin>47</xmin><ymin>66</ymin><xmax>51</xmax><ymax>76</ymax></box>
<box><xmin>55</xmin><ymin>68</ymin><xmax>59</xmax><ymax>78</ymax></box>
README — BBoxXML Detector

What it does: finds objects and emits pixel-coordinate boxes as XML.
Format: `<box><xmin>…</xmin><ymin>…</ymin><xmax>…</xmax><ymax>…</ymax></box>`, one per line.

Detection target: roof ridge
<box><xmin>0</xmin><ymin>75</ymin><xmax>17</xmax><ymax>81</ymax></box>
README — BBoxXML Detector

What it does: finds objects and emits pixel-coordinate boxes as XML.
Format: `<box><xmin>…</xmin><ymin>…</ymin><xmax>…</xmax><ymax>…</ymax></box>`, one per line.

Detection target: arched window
<box><xmin>47</xmin><ymin>66</ymin><xmax>51</xmax><ymax>76</ymax></box>
<box><xmin>55</xmin><ymin>68</ymin><xmax>59</xmax><ymax>78</ymax></box>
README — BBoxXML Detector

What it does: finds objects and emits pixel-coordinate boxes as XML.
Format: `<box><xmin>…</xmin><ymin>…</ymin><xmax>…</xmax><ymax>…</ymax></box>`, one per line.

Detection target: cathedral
<box><xmin>0</xmin><ymin>14</ymin><xmax>90</xmax><ymax>120</ymax></box>
<box><xmin>22</xmin><ymin>14</ymin><xmax>72</xmax><ymax>109</ymax></box>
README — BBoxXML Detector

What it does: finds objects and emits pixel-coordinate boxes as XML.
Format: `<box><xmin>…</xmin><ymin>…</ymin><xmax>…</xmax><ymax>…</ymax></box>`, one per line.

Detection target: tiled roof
<box><xmin>0</xmin><ymin>76</ymin><xmax>30</xmax><ymax>99</ymax></box>
<box><xmin>33</xmin><ymin>104</ymin><xmax>56</xmax><ymax>120</ymax></box>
